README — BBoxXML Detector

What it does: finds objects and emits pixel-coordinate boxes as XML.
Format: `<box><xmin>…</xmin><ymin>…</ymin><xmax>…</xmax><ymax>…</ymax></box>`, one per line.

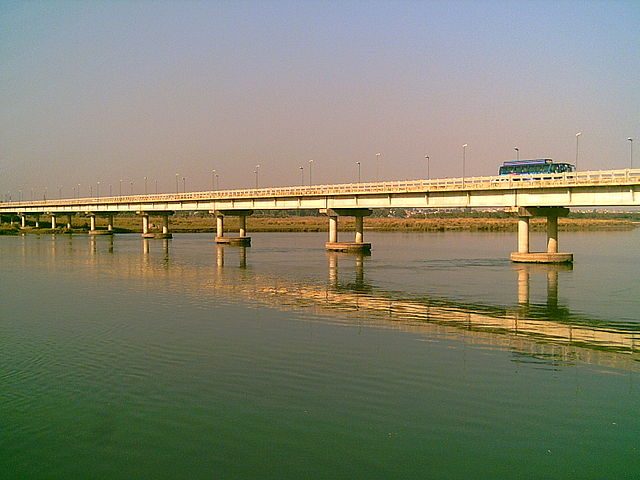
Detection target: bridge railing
<box><xmin>2</xmin><ymin>168</ymin><xmax>639</xmax><ymax>209</ymax></box>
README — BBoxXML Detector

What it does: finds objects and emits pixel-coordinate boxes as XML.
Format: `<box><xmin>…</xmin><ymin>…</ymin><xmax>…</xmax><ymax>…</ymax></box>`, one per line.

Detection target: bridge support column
<box><xmin>90</xmin><ymin>215</ymin><xmax>96</xmax><ymax>232</ymax></box>
<box><xmin>153</xmin><ymin>213</ymin><xmax>173</xmax><ymax>239</ymax></box>
<box><xmin>107</xmin><ymin>215</ymin><xmax>114</xmax><ymax>232</ymax></box>
<box><xmin>510</xmin><ymin>207</ymin><xmax>572</xmax><ymax>263</ymax></box>
<box><xmin>141</xmin><ymin>214</ymin><xmax>154</xmax><ymax>238</ymax></box>
<box><xmin>323</xmin><ymin>208</ymin><xmax>372</xmax><ymax>253</ymax></box>
<box><xmin>67</xmin><ymin>214</ymin><xmax>73</xmax><ymax>230</ymax></box>
<box><xmin>20</xmin><ymin>215</ymin><xmax>26</xmax><ymax>229</ymax></box>
<box><xmin>51</xmin><ymin>215</ymin><xmax>57</xmax><ymax>230</ymax></box>
<box><xmin>34</xmin><ymin>215</ymin><xmax>40</xmax><ymax>229</ymax></box>
<box><xmin>213</xmin><ymin>210</ymin><xmax>252</xmax><ymax>246</ymax></box>
<box><xmin>328</xmin><ymin>215</ymin><xmax>338</xmax><ymax>243</ymax></box>
<box><xmin>517</xmin><ymin>217</ymin><xmax>529</xmax><ymax>253</ymax></box>
<box><xmin>88</xmin><ymin>213</ymin><xmax>113</xmax><ymax>235</ymax></box>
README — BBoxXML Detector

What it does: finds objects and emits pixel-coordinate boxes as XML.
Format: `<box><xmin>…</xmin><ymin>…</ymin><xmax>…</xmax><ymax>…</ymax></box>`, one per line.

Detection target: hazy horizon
<box><xmin>1</xmin><ymin>0</ymin><xmax>639</xmax><ymax>199</ymax></box>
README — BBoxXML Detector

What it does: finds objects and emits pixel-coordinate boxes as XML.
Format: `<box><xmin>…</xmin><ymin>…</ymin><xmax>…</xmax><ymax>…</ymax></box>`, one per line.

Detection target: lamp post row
<box><xmin>7</xmin><ymin>136</ymin><xmax>637</xmax><ymax>202</ymax></box>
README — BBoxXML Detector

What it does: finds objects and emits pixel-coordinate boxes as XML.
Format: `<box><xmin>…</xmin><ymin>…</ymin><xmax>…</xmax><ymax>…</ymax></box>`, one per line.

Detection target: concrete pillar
<box><xmin>328</xmin><ymin>216</ymin><xmax>338</xmax><ymax>243</ymax></box>
<box><xmin>107</xmin><ymin>215</ymin><xmax>114</xmax><ymax>232</ymax></box>
<box><xmin>51</xmin><ymin>215</ymin><xmax>57</xmax><ymax>229</ymax></box>
<box><xmin>142</xmin><ymin>215</ymin><xmax>149</xmax><ymax>235</ymax></box>
<box><xmin>35</xmin><ymin>216</ymin><xmax>40</xmax><ymax>228</ymax></box>
<box><xmin>90</xmin><ymin>215</ymin><xmax>96</xmax><ymax>232</ymax></box>
<box><xmin>162</xmin><ymin>214</ymin><xmax>169</xmax><ymax>234</ymax></box>
<box><xmin>354</xmin><ymin>216</ymin><xmax>364</xmax><ymax>243</ymax></box>
<box><xmin>20</xmin><ymin>215</ymin><xmax>26</xmax><ymax>228</ymax></box>
<box><xmin>239</xmin><ymin>215</ymin><xmax>246</xmax><ymax>237</ymax></box>
<box><xmin>547</xmin><ymin>215</ymin><xmax>558</xmax><ymax>253</ymax></box>
<box><xmin>67</xmin><ymin>215</ymin><xmax>72</xmax><ymax>230</ymax></box>
<box><xmin>216</xmin><ymin>215</ymin><xmax>224</xmax><ymax>238</ymax></box>
<box><xmin>10</xmin><ymin>216</ymin><xmax>15</xmax><ymax>226</ymax></box>
<box><xmin>517</xmin><ymin>217</ymin><xmax>529</xmax><ymax>254</ymax></box>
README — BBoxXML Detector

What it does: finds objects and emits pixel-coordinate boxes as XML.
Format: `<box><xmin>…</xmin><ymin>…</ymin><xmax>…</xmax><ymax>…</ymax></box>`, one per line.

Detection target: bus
<box><xmin>499</xmin><ymin>159</ymin><xmax>575</xmax><ymax>176</ymax></box>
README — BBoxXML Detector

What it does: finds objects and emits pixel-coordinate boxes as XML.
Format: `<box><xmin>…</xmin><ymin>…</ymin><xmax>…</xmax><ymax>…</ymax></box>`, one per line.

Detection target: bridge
<box><xmin>2</xmin><ymin>168</ymin><xmax>639</xmax><ymax>263</ymax></box>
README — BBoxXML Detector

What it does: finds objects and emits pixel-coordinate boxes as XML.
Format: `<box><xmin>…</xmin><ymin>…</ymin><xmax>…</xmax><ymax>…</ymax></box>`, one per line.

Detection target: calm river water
<box><xmin>1</xmin><ymin>230</ymin><xmax>639</xmax><ymax>479</ymax></box>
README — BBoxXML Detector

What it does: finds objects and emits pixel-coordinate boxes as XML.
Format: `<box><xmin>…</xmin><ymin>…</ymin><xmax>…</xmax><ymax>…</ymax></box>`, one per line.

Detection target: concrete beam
<box><xmin>508</xmin><ymin>207</ymin><xmax>570</xmax><ymax>218</ymax></box>
<box><xmin>321</xmin><ymin>208</ymin><xmax>373</xmax><ymax>217</ymax></box>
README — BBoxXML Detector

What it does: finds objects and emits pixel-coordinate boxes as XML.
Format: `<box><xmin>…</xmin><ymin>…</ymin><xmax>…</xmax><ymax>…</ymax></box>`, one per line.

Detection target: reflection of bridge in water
<box><xmin>81</xmin><ymin>236</ymin><xmax>639</xmax><ymax>371</ymax></box>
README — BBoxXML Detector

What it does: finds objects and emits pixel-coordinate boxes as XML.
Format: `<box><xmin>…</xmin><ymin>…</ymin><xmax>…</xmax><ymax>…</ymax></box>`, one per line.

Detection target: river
<box><xmin>1</xmin><ymin>230</ymin><xmax>638</xmax><ymax>478</ymax></box>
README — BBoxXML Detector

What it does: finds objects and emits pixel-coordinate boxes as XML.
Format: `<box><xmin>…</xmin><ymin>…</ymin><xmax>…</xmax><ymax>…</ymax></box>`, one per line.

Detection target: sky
<box><xmin>1</xmin><ymin>0</ymin><xmax>639</xmax><ymax>199</ymax></box>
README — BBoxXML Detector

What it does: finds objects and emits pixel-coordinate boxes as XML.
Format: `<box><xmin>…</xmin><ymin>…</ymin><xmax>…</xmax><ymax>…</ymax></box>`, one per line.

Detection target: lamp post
<box><xmin>462</xmin><ymin>144</ymin><xmax>468</xmax><ymax>185</ymax></box>
<box><xmin>58</xmin><ymin>186</ymin><xmax>62</xmax><ymax>199</ymax></box>
<box><xmin>19</xmin><ymin>190</ymin><xmax>22</xmax><ymax>202</ymax></box>
<box><xmin>425</xmin><ymin>155</ymin><xmax>430</xmax><ymax>180</ymax></box>
<box><xmin>97</xmin><ymin>181</ymin><xmax>100</xmax><ymax>198</ymax></box>
<box><xmin>376</xmin><ymin>152</ymin><xmax>381</xmax><ymax>181</ymax></box>
<box><xmin>356</xmin><ymin>161</ymin><xmax>361</xmax><ymax>183</ymax></box>
<box><xmin>155</xmin><ymin>179</ymin><xmax>158</xmax><ymax>194</ymax></box>
<box><xmin>308</xmin><ymin>159</ymin><xmax>313</xmax><ymax>185</ymax></box>
<box><xmin>109</xmin><ymin>184</ymin><xmax>112</xmax><ymax>196</ymax></box>
<box><xmin>575</xmin><ymin>132</ymin><xmax>582</xmax><ymax>170</ymax></box>
<box><xmin>628</xmin><ymin>138</ymin><xmax>633</xmax><ymax>168</ymax></box>
<box><xmin>144</xmin><ymin>176</ymin><xmax>147</xmax><ymax>195</ymax></box>
<box><xmin>175</xmin><ymin>173</ymin><xmax>179</xmax><ymax>194</ymax></box>
<box><xmin>215</xmin><ymin>173</ymin><xmax>219</xmax><ymax>190</ymax></box>
<box><xmin>119</xmin><ymin>179</ymin><xmax>123</xmax><ymax>196</ymax></box>
<box><xmin>514</xmin><ymin>147</ymin><xmax>519</xmax><ymax>161</ymax></box>
<box><xmin>182</xmin><ymin>176</ymin><xmax>185</xmax><ymax>193</ymax></box>
<box><xmin>212</xmin><ymin>170</ymin><xmax>216</xmax><ymax>190</ymax></box>
<box><xmin>77</xmin><ymin>184</ymin><xmax>80</xmax><ymax>199</ymax></box>
<box><xmin>299</xmin><ymin>166</ymin><xmax>304</xmax><ymax>185</ymax></box>
<box><xmin>130</xmin><ymin>181</ymin><xmax>133</xmax><ymax>195</ymax></box>
<box><xmin>255</xmin><ymin>164</ymin><xmax>260</xmax><ymax>188</ymax></box>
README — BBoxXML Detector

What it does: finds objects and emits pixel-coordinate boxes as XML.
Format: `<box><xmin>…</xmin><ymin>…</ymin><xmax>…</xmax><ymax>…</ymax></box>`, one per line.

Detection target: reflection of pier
<box><xmin>28</xmin><ymin>234</ymin><xmax>639</xmax><ymax>372</ymax></box>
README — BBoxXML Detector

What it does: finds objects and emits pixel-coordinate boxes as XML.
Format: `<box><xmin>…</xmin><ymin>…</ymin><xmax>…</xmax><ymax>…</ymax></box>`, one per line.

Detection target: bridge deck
<box><xmin>1</xmin><ymin>169</ymin><xmax>639</xmax><ymax>213</ymax></box>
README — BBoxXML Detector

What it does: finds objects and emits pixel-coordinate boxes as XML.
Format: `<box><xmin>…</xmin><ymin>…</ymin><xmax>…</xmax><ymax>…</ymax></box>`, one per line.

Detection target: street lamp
<box><xmin>119</xmin><ymin>179</ymin><xmax>123</xmax><ymax>196</ymax></box>
<box><xmin>628</xmin><ymin>138</ymin><xmax>633</xmax><ymax>168</ymax></box>
<box><xmin>58</xmin><ymin>186</ymin><xmax>62</xmax><ymax>199</ymax></box>
<box><xmin>514</xmin><ymin>147</ymin><xmax>519</xmax><ymax>161</ymax></box>
<box><xmin>215</xmin><ymin>173</ymin><xmax>219</xmax><ymax>190</ymax></box>
<box><xmin>182</xmin><ymin>176</ymin><xmax>186</xmax><ymax>193</ymax></box>
<box><xmin>376</xmin><ymin>152</ymin><xmax>381</xmax><ymax>181</ymax></box>
<box><xmin>130</xmin><ymin>181</ymin><xmax>134</xmax><ymax>195</ymax></box>
<box><xmin>575</xmin><ymin>132</ymin><xmax>582</xmax><ymax>170</ymax></box>
<box><xmin>308</xmin><ymin>159</ymin><xmax>313</xmax><ymax>185</ymax></box>
<box><xmin>97</xmin><ymin>181</ymin><xmax>100</xmax><ymax>198</ymax></box>
<box><xmin>462</xmin><ymin>144</ymin><xmax>468</xmax><ymax>185</ymax></box>
<box><xmin>144</xmin><ymin>176</ymin><xmax>148</xmax><ymax>195</ymax></box>
<box><xmin>299</xmin><ymin>166</ymin><xmax>304</xmax><ymax>185</ymax></box>
<box><xmin>109</xmin><ymin>184</ymin><xmax>112</xmax><ymax>196</ymax></box>
<box><xmin>77</xmin><ymin>184</ymin><xmax>80</xmax><ymax>199</ymax></box>
<box><xmin>425</xmin><ymin>155</ymin><xmax>430</xmax><ymax>180</ymax></box>
<box><xmin>356</xmin><ymin>161</ymin><xmax>361</xmax><ymax>183</ymax></box>
<box><xmin>255</xmin><ymin>164</ymin><xmax>260</xmax><ymax>188</ymax></box>
<box><xmin>212</xmin><ymin>170</ymin><xmax>216</xmax><ymax>190</ymax></box>
<box><xmin>175</xmin><ymin>173</ymin><xmax>179</xmax><ymax>194</ymax></box>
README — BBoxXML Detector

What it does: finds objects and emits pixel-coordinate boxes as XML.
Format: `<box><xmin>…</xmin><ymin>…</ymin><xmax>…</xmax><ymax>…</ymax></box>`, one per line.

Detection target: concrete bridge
<box><xmin>2</xmin><ymin>168</ymin><xmax>639</xmax><ymax>263</ymax></box>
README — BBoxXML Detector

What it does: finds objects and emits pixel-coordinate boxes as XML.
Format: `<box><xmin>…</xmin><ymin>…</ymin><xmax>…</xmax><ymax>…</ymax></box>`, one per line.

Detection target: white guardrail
<box><xmin>2</xmin><ymin>169</ymin><xmax>640</xmax><ymax>208</ymax></box>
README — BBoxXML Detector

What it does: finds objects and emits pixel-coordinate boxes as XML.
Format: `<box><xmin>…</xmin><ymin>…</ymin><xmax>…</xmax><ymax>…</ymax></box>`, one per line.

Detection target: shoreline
<box><xmin>2</xmin><ymin>216</ymin><xmax>636</xmax><ymax>235</ymax></box>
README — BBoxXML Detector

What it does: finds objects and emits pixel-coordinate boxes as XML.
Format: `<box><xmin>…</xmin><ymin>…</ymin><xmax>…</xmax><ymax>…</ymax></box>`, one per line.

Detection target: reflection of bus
<box><xmin>499</xmin><ymin>159</ymin><xmax>575</xmax><ymax>175</ymax></box>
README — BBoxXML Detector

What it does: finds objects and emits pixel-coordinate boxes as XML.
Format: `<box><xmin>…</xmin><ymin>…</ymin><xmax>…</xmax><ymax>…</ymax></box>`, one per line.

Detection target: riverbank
<box><xmin>3</xmin><ymin>215</ymin><xmax>636</xmax><ymax>234</ymax></box>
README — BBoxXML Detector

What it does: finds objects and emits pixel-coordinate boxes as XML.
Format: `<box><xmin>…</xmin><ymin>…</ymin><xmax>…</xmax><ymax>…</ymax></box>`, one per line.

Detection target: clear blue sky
<box><xmin>1</xmin><ymin>0</ymin><xmax>639</xmax><ymax>197</ymax></box>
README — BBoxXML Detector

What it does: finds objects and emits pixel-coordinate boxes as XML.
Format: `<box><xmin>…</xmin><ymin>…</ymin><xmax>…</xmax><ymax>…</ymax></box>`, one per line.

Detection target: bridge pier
<box><xmin>34</xmin><ymin>215</ymin><xmax>40</xmax><ymax>229</ymax></box>
<box><xmin>213</xmin><ymin>210</ymin><xmax>252</xmax><ymax>246</ymax></box>
<box><xmin>88</xmin><ymin>213</ymin><xmax>113</xmax><ymax>235</ymax></box>
<box><xmin>108</xmin><ymin>215</ymin><xmax>114</xmax><ymax>232</ymax></box>
<box><xmin>67</xmin><ymin>214</ymin><xmax>73</xmax><ymax>230</ymax></box>
<box><xmin>510</xmin><ymin>207</ymin><xmax>573</xmax><ymax>263</ymax></box>
<box><xmin>323</xmin><ymin>208</ymin><xmax>372</xmax><ymax>253</ymax></box>
<box><xmin>50</xmin><ymin>215</ymin><xmax>57</xmax><ymax>230</ymax></box>
<box><xmin>20</xmin><ymin>215</ymin><xmax>26</xmax><ymax>229</ymax></box>
<box><xmin>154</xmin><ymin>213</ymin><xmax>173</xmax><ymax>239</ymax></box>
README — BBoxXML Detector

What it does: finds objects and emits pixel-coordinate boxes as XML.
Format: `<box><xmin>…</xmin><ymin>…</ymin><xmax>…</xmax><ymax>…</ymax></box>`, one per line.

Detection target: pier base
<box><xmin>89</xmin><ymin>230</ymin><xmax>113</xmax><ymax>236</ymax></box>
<box><xmin>510</xmin><ymin>252</ymin><xmax>573</xmax><ymax>263</ymax></box>
<box><xmin>325</xmin><ymin>241</ymin><xmax>371</xmax><ymax>253</ymax></box>
<box><xmin>216</xmin><ymin>236</ymin><xmax>251</xmax><ymax>246</ymax></box>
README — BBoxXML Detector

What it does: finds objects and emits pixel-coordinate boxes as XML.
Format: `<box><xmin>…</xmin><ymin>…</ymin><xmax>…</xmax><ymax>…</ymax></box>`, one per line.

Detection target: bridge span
<box><xmin>2</xmin><ymin>168</ymin><xmax>639</xmax><ymax>263</ymax></box>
